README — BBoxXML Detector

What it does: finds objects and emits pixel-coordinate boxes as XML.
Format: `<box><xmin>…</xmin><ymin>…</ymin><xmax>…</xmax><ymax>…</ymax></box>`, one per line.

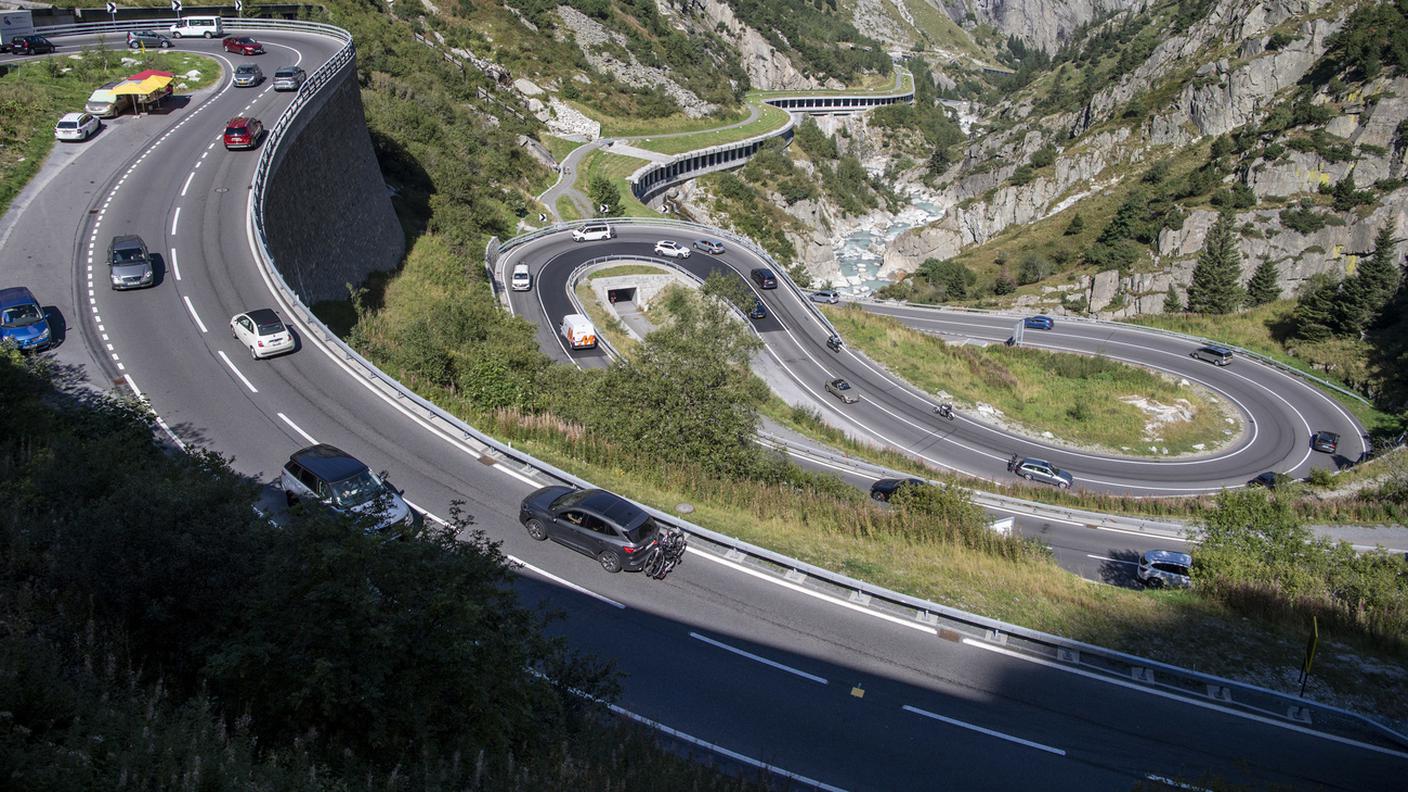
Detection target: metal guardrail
<box><xmin>626</xmin><ymin>114</ymin><xmax>797</xmax><ymax>202</ymax></box>
<box><xmin>132</xmin><ymin>18</ymin><xmax>1401</xmax><ymax>753</ymax></box>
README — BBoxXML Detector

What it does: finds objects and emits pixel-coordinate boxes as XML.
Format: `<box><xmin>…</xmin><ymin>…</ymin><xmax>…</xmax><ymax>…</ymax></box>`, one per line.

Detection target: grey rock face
<box><xmin>556</xmin><ymin>6</ymin><xmax>718</xmax><ymax>117</ymax></box>
<box><xmin>950</xmin><ymin>0</ymin><xmax>1141</xmax><ymax>54</ymax></box>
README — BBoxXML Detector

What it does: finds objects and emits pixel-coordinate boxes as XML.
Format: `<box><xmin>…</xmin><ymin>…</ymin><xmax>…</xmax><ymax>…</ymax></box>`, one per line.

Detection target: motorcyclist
<box><xmin>826</xmin><ymin>334</ymin><xmax>842</xmax><ymax>352</ymax></box>
<box><xmin>935</xmin><ymin>403</ymin><xmax>953</xmax><ymax>420</ymax></box>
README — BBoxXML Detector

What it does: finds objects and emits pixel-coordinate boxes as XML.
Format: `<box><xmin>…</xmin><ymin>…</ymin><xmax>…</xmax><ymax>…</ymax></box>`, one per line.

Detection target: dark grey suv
<box><xmin>519</xmin><ymin>486</ymin><xmax>661</xmax><ymax>573</ymax></box>
<box><xmin>280</xmin><ymin>444</ymin><xmax>419</xmax><ymax>534</ymax></box>
<box><xmin>108</xmin><ymin>235</ymin><xmax>154</xmax><ymax>290</ymax></box>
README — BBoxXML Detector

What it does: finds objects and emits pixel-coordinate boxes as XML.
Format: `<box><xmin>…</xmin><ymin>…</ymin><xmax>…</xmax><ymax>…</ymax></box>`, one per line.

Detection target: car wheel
<box><xmin>249</xmin><ymin>345</ymin><xmax>258</xmax><ymax>360</ymax></box>
<box><xmin>1058</xmin><ymin>481</ymin><xmax>1070</xmax><ymax>490</ymax></box>
<box><xmin>1144</xmin><ymin>577</ymin><xmax>1162</xmax><ymax>589</ymax></box>
<box><xmin>871</xmin><ymin>490</ymin><xmax>886</xmax><ymax>501</ymax></box>
<box><xmin>173</xmin><ymin>32</ymin><xmax>183</xmax><ymax>38</ymax></box>
<box><xmin>162</xmin><ymin>41</ymin><xmax>171</xmax><ymax>48</ymax></box>
<box><xmin>203</xmin><ymin>31</ymin><xmax>214</xmax><ymax>38</ymax></box>
<box><xmin>597</xmin><ymin>550</ymin><xmax>623</xmax><ymax>574</ymax></box>
<box><xmin>524</xmin><ymin>518</ymin><xmax>548</xmax><ymax>541</ymax></box>
<box><xmin>1022</xmin><ymin>473</ymin><xmax>1033</xmax><ymax>481</ymax></box>
<box><xmin>129</xmin><ymin>42</ymin><xmax>139</xmax><ymax>49</ymax></box>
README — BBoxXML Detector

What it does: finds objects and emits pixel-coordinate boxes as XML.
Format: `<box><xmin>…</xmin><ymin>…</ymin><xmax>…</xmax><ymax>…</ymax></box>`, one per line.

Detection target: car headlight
<box><xmin>36</xmin><ymin>327</ymin><xmax>50</xmax><ymax>341</ymax></box>
<box><xmin>141</xmin><ymin>270</ymin><xmax>153</xmax><ymax>281</ymax></box>
<box><xmin>110</xmin><ymin>273</ymin><xmax>122</xmax><ymax>284</ymax></box>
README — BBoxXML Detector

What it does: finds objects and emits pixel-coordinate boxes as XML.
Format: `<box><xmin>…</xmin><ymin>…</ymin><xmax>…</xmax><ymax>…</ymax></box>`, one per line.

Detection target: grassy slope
<box><xmin>827</xmin><ymin>305</ymin><xmax>1237</xmax><ymax>455</ymax></box>
<box><xmin>0</xmin><ymin>49</ymin><xmax>219</xmax><ymax>216</ymax></box>
<box><xmin>631</xmin><ymin>102</ymin><xmax>791</xmax><ymax>155</ymax></box>
<box><xmin>580</xmin><ymin>149</ymin><xmax>656</xmax><ymax>217</ymax></box>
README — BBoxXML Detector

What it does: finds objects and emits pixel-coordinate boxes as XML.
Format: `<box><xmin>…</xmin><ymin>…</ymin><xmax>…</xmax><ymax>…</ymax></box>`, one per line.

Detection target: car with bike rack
<box><xmin>519</xmin><ymin>485</ymin><xmax>685</xmax><ymax>576</ymax></box>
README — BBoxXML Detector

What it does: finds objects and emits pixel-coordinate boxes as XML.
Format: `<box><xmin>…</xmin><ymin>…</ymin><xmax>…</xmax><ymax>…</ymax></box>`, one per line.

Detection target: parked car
<box><xmin>222</xmin><ymin>35</ymin><xmax>264</xmax><ymax>55</ymax></box>
<box><xmin>1190</xmin><ymin>345</ymin><xmax>1234</xmax><ymax>366</ymax></box>
<box><xmin>510</xmin><ymin>263</ymin><xmax>532</xmax><ymax>292</ymax></box>
<box><xmin>54</xmin><ymin>112</ymin><xmax>100</xmax><ymax>142</ymax></box>
<box><xmin>869</xmin><ymin>477</ymin><xmax>926</xmax><ymax>502</ymax></box>
<box><xmin>280</xmin><ymin>444</ymin><xmax>419</xmax><ymax>535</ymax></box>
<box><xmin>7</xmin><ymin>35</ymin><xmax>54</xmax><ymax>56</ymax></box>
<box><xmin>230</xmin><ymin>308</ymin><xmax>294</xmax><ymax>360</ymax></box>
<box><xmin>810</xmin><ymin>289</ymin><xmax>840</xmax><ymax>304</ymax></box>
<box><xmin>571</xmin><ymin>223</ymin><xmax>614</xmax><ymax>242</ymax></box>
<box><xmin>750</xmin><ymin>267</ymin><xmax>777</xmax><ymax>289</ymax></box>
<box><xmin>126</xmin><ymin>30</ymin><xmax>172</xmax><ymax>49</ymax></box>
<box><xmin>232</xmin><ymin>64</ymin><xmax>264</xmax><ymax>87</ymax></box>
<box><xmin>825</xmin><ymin>377</ymin><xmax>859</xmax><ymax>404</ymax></box>
<box><xmin>272</xmin><ymin>65</ymin><xmax>306</xmax><ymax>91</ymax></box>
<box><xmin>692</xmin><ymin>238</ymin><xmax>725</xmax><ymax>255</ymax></box>
<box><xmin>223</xmin><ymin>116</ymin><xmax>263</xmax><ymax>150</ymax></box>
<box><xmin>1023</xmin><ymin>315</ymin><xmax>1054</xmax><ymax>330</ymax></box>
<box><xmin>1137</xmin><ymin>549</ymin><xmax>1192</xmax><ymax>588</ymax></box>
<box><xmin>748</xmin><ymin>299</ymin><xmax>767</xmax><ymax>320</ymax></box>
<box><xmin>86</xmin><ymin>81</ymin><xmax>134</xmax><ymax>118</ymax></box>
<box><xmin>1311</xmin><ymin>430</ymin><xmax>1340</xmax><ymax>454</ymax></box>
<box><xmin>1007</xmin><ymin>456</ymin><xmax>1073</xmax><ymax>489</ymax></box>
<box><xmin>518</xmin><ymin>485</ymin><xmax>662</xmax><ymax>573</ymax></box>
<box><xmin>107</xmin><ymin>234</ymin><xmax>154</xmax><ymax>290</ymax></box>
<box><xmin>1248</xmin><ymin>471</ymin><xmax>1284</xmax><ymax>489</ymax></box>
<box><xmin>653</xmin><ymin>240</ymin><xmax>691</xmax><ymax>259</ymax></box>
<box><xmin>0</xmin><ymin>287</ymin><xmax>53</xmax><ymax>352</ymax></box>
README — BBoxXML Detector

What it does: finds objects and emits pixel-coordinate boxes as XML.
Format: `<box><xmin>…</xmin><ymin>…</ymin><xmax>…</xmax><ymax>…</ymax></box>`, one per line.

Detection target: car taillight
<box><xmin>622</xmin><ymin>545</ymin><xmax>636</xmax><ymax>554</ymax></box>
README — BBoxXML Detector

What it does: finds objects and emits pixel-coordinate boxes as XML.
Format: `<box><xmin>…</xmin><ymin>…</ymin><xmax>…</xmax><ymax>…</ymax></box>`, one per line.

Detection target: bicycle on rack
<box><xmin>644</xmin><ymin>525</ymin><xmax>688</xmax><ymax>580</ymax></box>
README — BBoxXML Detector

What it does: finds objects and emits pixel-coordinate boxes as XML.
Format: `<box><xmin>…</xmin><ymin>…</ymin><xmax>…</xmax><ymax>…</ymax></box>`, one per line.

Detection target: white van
<box><xmin>169</xmin><ymin>16</ymin><xmax>223</xmax><ymax>38</ymax></box>
<box><xmin>571</xmin><ymin>224</ymin><xmax>614</xmax><ymax>242</ymax></box>
<box><xmin>510</xmin><ymin>263</ymin><xmax>532</xmax><ymax>292</ymax></box>
<box><xmin>560</xmin><ymin>314</ymin><xmax>597</xmax><ymax>350</ymax></box>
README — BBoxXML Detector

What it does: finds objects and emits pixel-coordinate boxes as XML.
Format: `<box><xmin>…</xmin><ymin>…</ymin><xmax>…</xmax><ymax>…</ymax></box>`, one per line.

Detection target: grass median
<box><xmin>0</xmin><ymin>47</ymin><xmax>220</xmax><ymax>216</ymax></box>
<box><xmin>828</xmin><ymin>305</ymin><xmax>1239</xmax><ymax>457</ymax></box>
<box><xmin>579</xmin><ymin>149</ymin><xmax>655</xmax><ymax>217</ymax></box>
<box><xmin>630</xmin><ymin>102</ymin><xmax>791</xmax><ymax>156</ymax></box>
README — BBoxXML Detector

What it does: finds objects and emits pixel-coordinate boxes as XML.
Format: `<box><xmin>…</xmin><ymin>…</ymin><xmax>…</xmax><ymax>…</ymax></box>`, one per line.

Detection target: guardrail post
<box><xmin>849</xmin><ymin>590</ymin><xmax>872</xmax><ymax>606</ymax></box>
<box><xmin>983</xmin><ymin>628</ymin><xmax>1008</xmax><ymax>646</ymax></box>
<box><xmin>1288</xmin><ymin>705</ymin><xmax>1313</xmax><ymax>724</ymax></box>
<box><xmin>1132</xmin><ymin>667</ymin><xmax>1156</xmax><ymax>684</ymax></box>
<box><xmin>1057</xmin><ymin>647</ymin><xmax>1079</xmax><ymax>663</ymax></box>
<box><xmin>1206</xmin><ymin>684</ymin><xmax>1232</xmax><ymax>702</ymax></box>
<box><xmin>784</xmin><ymin>569</ymin><xmax>807</xmax><ymax>584</ymax></box>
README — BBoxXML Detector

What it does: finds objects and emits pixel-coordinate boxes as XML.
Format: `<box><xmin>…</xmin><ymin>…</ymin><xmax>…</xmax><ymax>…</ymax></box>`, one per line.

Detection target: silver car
<box><xmin>1008</xmin><ymin>456</ymin><xmax>1073</xmax><ymax>489</ymax></box>
<box><xmin>810</xmin><ymin>289</ymin><xmax>840</xmax><ymax>304</ymax></box>
<box><xmin>825</xmin><ymin>377</ymin><xmax>859</xmax><ymax>404</ymax></box>
<box><xmin>1138</xmin><ymin>549</ymin><xmax>1192</xmax><ymax>588</ymax></box>
<box><xmin>108</xmin><ymin>235</ymin><xmax>154</xmax><ymax>290</ymax></box>
<box><xmin>233</xmin><ymin>64</ymin><xmax>264</xmax><ymax>87</ymax></box>
<box><xmin>272</xmin><ymin>65</ymin><xmax>306</xmax><ymax>91</ymax></box>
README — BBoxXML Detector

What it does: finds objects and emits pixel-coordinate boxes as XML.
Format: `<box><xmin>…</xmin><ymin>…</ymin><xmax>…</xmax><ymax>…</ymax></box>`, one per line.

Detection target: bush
<box><xmin>1017</xmin><ymin>253</ymin><xmax>1051</xmax><ymax>284</ymax></box>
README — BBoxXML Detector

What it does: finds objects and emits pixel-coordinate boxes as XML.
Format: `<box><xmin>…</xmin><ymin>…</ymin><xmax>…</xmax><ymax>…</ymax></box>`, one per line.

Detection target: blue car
<box><xmin>0</xmin><ymin>287</ymin><xmax>52</xmax><ymax>351</ymax></box>
<box><xmin>1023</xmin><ymin>315</ymin><xmax>1054</xmax><ymax>330</ymax></box>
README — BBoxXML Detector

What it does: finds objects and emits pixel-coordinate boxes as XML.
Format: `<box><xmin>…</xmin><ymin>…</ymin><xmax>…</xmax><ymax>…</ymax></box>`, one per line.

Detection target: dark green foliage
<box><xmin>1062</xmin><ymin>213</ymin><xmax>1085</xmax><ymax>235</ymax></box>
<box><xmin>1186</xmin><ymin>209</ymin><xmax>1244</xmax><ymax>313</ymax></box>
<box><xmin>993</xmin><ymin>268</ymin><xmax>1017</xmax><ymax>295</ymax></box>
<box><xmin>1291</xmin><ymin>272</ymin><xmax>1343</xmax><ymax>341</ymax></box>
<box><xmin>1210</xmin><ymin>183</ymin><xmax>1255</xmax><ymax>209</ymax></box>
<box><xmin>1017</xmin><ymin>253</ymin><xmax>1052</xmax><ymax>285</ymax></box>
<box><xmin>1279</xmin><ymin>201</ymin><xmax>1331</xmax><ymax>234</ymax></box>
<box><xmin>1266</xmin><ymin>30</ymin><xmax>1295</xmax><ymax>51</ymax></box>
<box><xmin>1324</xmin><ymin>172</ymin><xmax>1375</xmax><ymax>211</ymax></box>
<box><xmin>708</xmin><ymin>172</ymin><xmax>798</xmax><ymax>264</ymax></box>
<box><xmin>1338</xmin><ymin>224</ymin><xmax>1404</xmax><ymax>334</ymax></box>
<box><xmin>795</xmin><ymin>117</ymin><xmax>837</xmax><ymax>160</ymax></box>
<box><xmin>728</xmin><ymin>0</ymin><xmax>890</xmax><ymax>82</ymax></box>
<box><xmin>920</xmin><ymin>257</ymin><xmax>977</xmax><ymax>300</ymax></box>
<box><xmin>1244</xmin><ymin>259</ymin><xmax>1281</xmax><ymax>306</ymax></box>
<box><xmin>1009</xmin><ymin>164</ymin><xmax>1035</xmax><ymax>186</ymax></box>
<box><xmin>1142</xmin><ymin>160</ymin><xmax>1170</xmax><ymax>185</ymax></box>
<box><xmin>1163</xmin><ymin>283</ymin><xmax>1183</xmax><ymax>313</ymax></box>
<box><xmin>1317</xmin><ymin>0</ymin><xmax>1408</xmax><ymax>80</ymax></box>
<box><xmin>1029</xmin><ymin>144</ymin><xmax>1058</xmax><ymax>169</ymax></box>
<box><xmin>589</xmin><ymin>173</ymin><xmax>623</xmax><ymax>216</ymax></box>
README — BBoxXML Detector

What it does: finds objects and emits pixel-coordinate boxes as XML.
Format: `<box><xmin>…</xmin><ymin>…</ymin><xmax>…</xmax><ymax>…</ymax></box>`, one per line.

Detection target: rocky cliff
<box><xmin>947</xmin><ymin>0</ymin><xmax>1142</xmax><ymax>53</ymax></box>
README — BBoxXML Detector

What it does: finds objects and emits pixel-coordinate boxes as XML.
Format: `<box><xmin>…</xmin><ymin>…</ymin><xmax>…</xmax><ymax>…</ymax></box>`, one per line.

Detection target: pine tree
<box><xmin>1244</xmin><ymin>259</ymin><xmax>1281</xmax><ymax>306</ymax></box>
<box><xmin>1163</xmin><ymin>283</ymin><xmax>1183</xmax><ymax>313</ymax></box>
<box><xmin>1186</xmin><ymin>209</ymin><xmax>1245</xmax><ymax>313</ymax></box>
<box><xmin>1063</xmin><ymin>213</ymin><xmax>1085</xmax><ymax>236</ymax></box>
<box><xmin>1292</xmin><ymin>273</ymin><xmax>1342</xmax><ymax>341</ymax></box>
<box><xmin>1338</xmin><ymin>225</ymin><xmax>1403</xmax><ymax>334</ymax></box>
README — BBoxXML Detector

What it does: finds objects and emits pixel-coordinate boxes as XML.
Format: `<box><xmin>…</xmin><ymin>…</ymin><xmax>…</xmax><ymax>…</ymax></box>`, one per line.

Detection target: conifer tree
<box><xmin>1292</xmin><ymin>273</ymin><xmax>1341</xmax><ymax>341</ymax></box>
<box><xmin>1339</xmin><ymin>224</ymin><xmax>1404</xmax><ymax>333</ymax></box>
<box><xmin>1186</xmin><ymin>209</ymin><xmax>1244</xmax><ymax>313</ymax></box>
<box><xmin>1163</xmin><ymin>283</ymin><xmax>1182</xmax><ymax>313</ymax></box>
<box><xmin>1244</xmin><ymin>259</ymin><xmax>1281</xmax><ymax>307</ymax></box>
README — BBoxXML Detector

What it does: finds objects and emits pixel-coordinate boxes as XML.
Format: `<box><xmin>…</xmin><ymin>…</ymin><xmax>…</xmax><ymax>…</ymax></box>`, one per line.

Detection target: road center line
<box><xmin>276</xmin><ymin>412</ymin><xmax>316</xmax><ymax>443</ymax></box>
<box><xmin>182</xmin><ymin>295</ymin><xmax>207</xmax><ymax>333</ymax></box>
<box><xmin>217</xmin><ymin>350</ymin><xmax>258</xmax><ymax>393</ymax></box>
<box><xmin>170</xmin><ymin>247</ymin><xmax>181</xmax><ymax>281</ymax></box>
<box><xmin>170</xmin><ymin>206</ymin><xmax>180</xmax><ymax>235</ymax></box>
<box><xmin>508</xmin><ymin>554</ymin><xmax>625</xmax><ymax>609</ymax></box>
<box><xmin>180</xmin><ymin>171</ymin><xmax>195</xmax><ymax>197</ymax></box>
<box><xmin>902</xmin><ymin>704</ymin><xmax>1066</xmax><ymax>756</ymax></box>
<box><xmin>690</xmin><ymin>632</ymin><xmax>828</xmax><ymax>684</ymax></box>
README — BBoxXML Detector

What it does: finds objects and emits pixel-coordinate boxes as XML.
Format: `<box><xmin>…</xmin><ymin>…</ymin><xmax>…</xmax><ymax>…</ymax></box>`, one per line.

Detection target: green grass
<box><xmin>630</xmin><ymin>102</ymin><xmax>791</xmax><ymax>155</ymax></box>
<box><xmin>555</xmin><ymin>194</ymin><xmax>582</xmax><ymax>221</ymax></box>
<box><xmin>829</xmin><ymin>305</ymin><xmax>1238</xmax><ymax>456</ymax></box>
<box><xmin>0</xmin><ymin>48</ymin><xmax>220</xmax><ymax>216</ymax></box>
<box><xmin>540</xmin><ymin>133</ymin><xmax>584</xmax><ymax>163</ymax></box>
<box><xmin>580</xmin><ymin>150</ymin><xmax>657</xmax><ymax>218</ymax></box>
<box><xmin>573</xmin><ymin>101</ymin><xmax>751</xmax><ymax>138</ymax></box>
<box><xmin>587</xmin><ymin>264</ymin><xmax>667</xmax><ymax>279</ymax></box>
<box><xmin>747</xmin><ymin>67</ymin><xmax>911</xmax><ymax>99</ymax></box>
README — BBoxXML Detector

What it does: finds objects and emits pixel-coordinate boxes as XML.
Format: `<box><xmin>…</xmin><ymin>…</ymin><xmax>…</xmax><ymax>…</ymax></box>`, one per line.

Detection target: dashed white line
<box><xmin>180</xmin><ymin>171</ymin><xmax>195</xmax><ymax>197</ymax></box>
<box><xmin>182</xmin><ymin>295</ymin><xmax>208</xmax><ymax>333</ymax></box>
<box><xmin>508</xmin><ymin>555</ymin><xmax>626</xmax><ymax>609</ymax></box>
<box><xmin>690</xmin><ymin>632</ymin><xmax>828</xmax><ymax>684</ymax></box>
<box><xmin>170</xmin><ymin>248</ymin><xmax>181</xmax><ymax>281</ymax></box>
<box><xmin>217</xmin><ymin>350</ymin><xmax>258</xmax><ymax>393</ymax></box>
<box><xmin>170</xmin><ymin>207</ymin><xmax>181</xmax><ymax>235</ymax></box>
<box><xmin>276</xmin><ymin>412</ymin><xmax>316</xmax><ymax>444</ymax></box>
<box><xmin>903</xmin><ymin>705</ymin><xmax>1066</xmax><ymax>756</ymax></box>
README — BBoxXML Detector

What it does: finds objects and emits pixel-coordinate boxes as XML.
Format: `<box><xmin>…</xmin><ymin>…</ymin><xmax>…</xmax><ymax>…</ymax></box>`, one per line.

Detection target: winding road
<box><xmin>4</xmin><ymin>22</ymin><xmax>1404</xmax><ymax>791</ymax></box>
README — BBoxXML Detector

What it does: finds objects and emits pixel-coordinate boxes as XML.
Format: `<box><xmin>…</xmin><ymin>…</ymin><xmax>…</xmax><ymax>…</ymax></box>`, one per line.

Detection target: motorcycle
<box><xmin>826</xmin><ymin>335</ymin><xmax>843</xmax><ymax>352</ymax></box>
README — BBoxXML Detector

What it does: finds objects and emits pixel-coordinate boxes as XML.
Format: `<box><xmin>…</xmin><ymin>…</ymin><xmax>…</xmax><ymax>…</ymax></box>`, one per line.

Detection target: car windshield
<box><xmin>57</xmin><ymin>121</ymin><xmax>77</xmax><ymax>129</ymax></box>
<box><xmin>2</xmin><ymin>304</ymin><xmax>43</xmax><ymax>327</ymax></box>
<box><xmin>111</xmin><ymin>247</ymin><xmax>145</xmax><ymax>263</ymax></box>
<box><xmin>624</xmin><ymin>517</ymin><xmax>658</xmax><ymax>545</ymax></box>
<box><xmin>236</xmin><ymin>65</ymin><xmax>257</xmax><ymax>74</ymax></box>
<box><xmin>550</xmin><ymin>489</ymin><xmax>591</xmax><ymax>511</ymax></box>
<box><xmin>330</xmin><ymin>470</ymin><xmax>384</xmax><ymax>508</ymax></box>
<box><xmin>276</xmin><ymin>68</ymin><xmax>297</xmax><ymax>77</ymax></box>
<box><xmin>256</xmin><ymin>320</ymin><xmax>284</xmax><ymax>335</ymax></box>
<box><xmin>834</xmin><ymin>381</ymin><xmax>850</xmax><ymax>390</ymax></box>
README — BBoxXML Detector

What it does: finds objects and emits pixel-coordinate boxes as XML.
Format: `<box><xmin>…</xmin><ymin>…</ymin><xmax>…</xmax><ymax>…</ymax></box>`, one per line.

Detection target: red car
<box><xmin>223</xmin><ymin>116</ymin><xmax>264</xmax><ymax>150</ymax></box>
<box><xmin>221</xmin><ymin>35</ymin><xmax>264</xmax><ymax>55</ymax></box>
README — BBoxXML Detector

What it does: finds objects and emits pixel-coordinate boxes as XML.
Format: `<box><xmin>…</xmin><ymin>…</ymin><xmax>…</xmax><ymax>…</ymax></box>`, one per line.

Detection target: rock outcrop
<box><xmin>947</xmin><ymin>0</ymin><xmax>1142</xmax><ymax>54</ymax></box>
<box><xmin>685</xmin><ymin>0</ymin><xmax>833</xmax><ymax>90</ymax></box>
<box><xmin>555</xmin><ymin>6</ymin><xmax>718</xmax><ymax>117</ymax></box>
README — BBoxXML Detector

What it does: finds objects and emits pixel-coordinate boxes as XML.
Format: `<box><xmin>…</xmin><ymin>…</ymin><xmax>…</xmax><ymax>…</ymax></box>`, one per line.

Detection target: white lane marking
<box><xmin>1087</xmin><ymin>554</ymin><xmax>1138</xmax><ymax>566</ymax></box>
<box><xmin>960</xmin><ymin>638</ymin><xmax>1408</xmax><ymax>760</ymax></box>
<box><xmin>180</xmin><ymin>171</ymin><xmax>195</xmax><ymax>197</ymax></box>
<box><xmin>690</xmin><ymin>632</ymin><xmax>828</xmax><ymax>685</ymax></box>
<box><xmin>123</xmin><ymin>375</ymin><xmax>186</xmax><ymax>449</ymax></box>
<box><xmin>277</xmin><ymin>412</ymin><xmax>316</xmax><ymax>444</ymax></box>
<box><xmin>508</xmin><ymin>554</ymin><xmax>626</xmax><ymax>609</ymax></box>
<box><xmin>1143</xmin><ymin>774</ymin><xmax>1216</xmax><ymax>792</ymax></box>
<box><xmin>217</xmin><ymin>350</ymin><xmax>258</xmax><ymax>393</ymax></box>
<box><xmin>170</xmin><ymin>206</ymin><xmax>180</xmax><ymax>235</ymax></box>
<box><xmin>607</xmin><ymin>700</ymin><xmax>848</xmax><ymax>792</ymax></box>
<box><xmin>689</xmin><ymin>547</ymin><xmax>937</xmax><ymax>635</ymax></box>
<box><xmin>903</xmin><ymin>704</ymin><xmax>1066</xmax><ymax>756</ymax></box>
<box><xmin>182</xmin><ymin>295</ymin><xmax>208</xmax><ymax>333</ymax></box>
<box><xmin>171</xmin><ymin>247</ymin><xmax>181</xmax><ymax>281</ymax></box>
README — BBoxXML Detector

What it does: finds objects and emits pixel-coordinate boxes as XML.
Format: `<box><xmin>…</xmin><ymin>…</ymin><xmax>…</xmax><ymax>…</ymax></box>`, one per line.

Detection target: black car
<box><xmin>748</xmin><ymin>299</ymin><xmax>767</xmax><ymax>320</ymax></box>
<box><xmin>1248</xmin><ymin>471</ymin><xmax>1282</xmax><ymax>489</ymax></box>
<box><xmin>869</xmin><ymin>477</ymin><xmax>926</xmax><ymax>502</ymax></box>
<box><xmin>8</xmin><ymin>35</ymin><xmax>55</xmax><ymax>56</ymax></box>
<box><xmin>1311</xmin><ymin>431</ymin><xmax>1340</xmax><ymax>454</ymax></box>
<box><xmin>519</xmin><ymin>486</ymin><xmax>661</xmax><ymax>573</ymax></box>
<box><xmin>750</xmin><ymin>267</ymin><xmax>777</xmax><ymax>289</ymax></box>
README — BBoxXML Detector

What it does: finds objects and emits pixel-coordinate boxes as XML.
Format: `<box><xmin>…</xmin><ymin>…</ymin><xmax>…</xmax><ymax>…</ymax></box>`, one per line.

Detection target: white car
<box><xmin>653</xmin><ymin>240</ymin><xmax>691</xmax><ymax>259</ymax></box>
<box><xmin>54</xmin><ymin>112</ymin><xmax>100</xmax><ymax>142</ymax></box>
<box><xmin>230</xmin><ymin>308</ymin><xmax>294</xmax><ymax>359</ymax></box>
<box><xmin>571</xmin><ymin>224</ymin><xmax>614</xmax><ymax>242</ymax></box>
<box><xmin>511</xmin><ymin>263</ymin><xmax>532</xmax><ymax>292</ymax></box>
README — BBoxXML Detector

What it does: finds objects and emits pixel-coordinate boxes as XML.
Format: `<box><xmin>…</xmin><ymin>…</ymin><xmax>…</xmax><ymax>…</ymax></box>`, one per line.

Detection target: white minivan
<box><xmin>571</xmin><ymin>223</ymin><xmax>614</xmax><ymax>242</ymax></box>
<box><xmin>169</xmin><ymin>16</ymin><xmax>223</xmax><ymax>38</ymax></box>
<box><xmin>510</xmin><ymin>263</ymin><xmax>532</xmax><ymax>292</ymax></box>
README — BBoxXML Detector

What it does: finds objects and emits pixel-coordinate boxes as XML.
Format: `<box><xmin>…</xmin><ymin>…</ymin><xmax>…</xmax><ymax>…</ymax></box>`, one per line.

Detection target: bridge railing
<box><xmin>65</xmin><ymin>15</ymin><xmax>1394</xmax><ymax>754</ymax></box>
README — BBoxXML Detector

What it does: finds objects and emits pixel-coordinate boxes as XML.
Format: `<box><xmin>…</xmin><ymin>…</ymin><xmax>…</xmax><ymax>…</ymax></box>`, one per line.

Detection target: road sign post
<box><xmin>1011</xmin><ymin>318</ymin><xmax>1024</xmax><ymax>347</ymax></box>
<box><xmin>171</xmin><ymin>0</ymin><xmax>181</xmax><ymax>21</ymax></box>
<box><xmin>1298</xmin><ymin>616</ymin><xmax>1319</xmax><ymax>697</ymax></box>
<box><xmin>106</xmin><ymin>2</ymin><xmax>116</xmax><ymax>23</ymax></box>
<box><xmin>235</xmin><ymin>0</ymin><xmax>243</xmax><ymax>16</ymax></box>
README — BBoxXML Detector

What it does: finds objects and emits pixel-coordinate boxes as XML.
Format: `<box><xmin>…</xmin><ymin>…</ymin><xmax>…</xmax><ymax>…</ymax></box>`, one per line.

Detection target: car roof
<box><xmin>236</xmin><ymin>63</ymin><xmax>259</xmax><ymax>70</ymax></box>
<box><xmin>1315</xmin><ymin>430</ymin><xmax>1339</xmax><ymax>439</ymax></box>
<box><xmin>0</xmin><ymin>287</ymin><xmax>39</xmax><ymax>309</ymax></box>
<box><xmin>1143</xmin><ymin>549</ymin><xmax>1192</xmax><ymax>566</ymax></box>
<box><xmin>110</xmin><ymin>234</ymin><xmax>144</xmax><ymax>248</ymax></box>
<box><xmin>1201</xmin><ymin>345</ymin><xmax>1232</xmax><ymax>353</ymax></box>
<box><xmin>576</xmin><ymin>489</ymin><xmax>646</xmax><ymax>529</ymax></box>
<box><xmin>228</xmin><ymin>116</ymin><xmax>252</xmax><ymax>125</ymax></box>
<box><xmin>275</xmin><ymin>65</ymin><xmax>300</xmax><ymax>73</ymax></box>
<box><xmin>59</xmin><ymin>112</ymin><xmax>86</xmax><ymax>122</ymax></box>
<box><xmin>752</xmin><ymin>267</ymin><xmax>774</xmax><ymax>274</ymax></box>
<box><xmin>291</xmin><ymin>444</ymin><xmax>368</xmax><ymax>482</ymax></box>
<box><xmin>246</xmin><ymin>308</ymin><xmax>282</xmax><ymax>326</ymax></box>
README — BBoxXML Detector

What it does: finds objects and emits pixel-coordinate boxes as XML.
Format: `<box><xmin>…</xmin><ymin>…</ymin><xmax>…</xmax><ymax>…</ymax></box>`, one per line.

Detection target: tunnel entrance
<box><xmin>607</xmin><ymin>286</ymin><xmax>637</xmax><ymax>304</ymax></box>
